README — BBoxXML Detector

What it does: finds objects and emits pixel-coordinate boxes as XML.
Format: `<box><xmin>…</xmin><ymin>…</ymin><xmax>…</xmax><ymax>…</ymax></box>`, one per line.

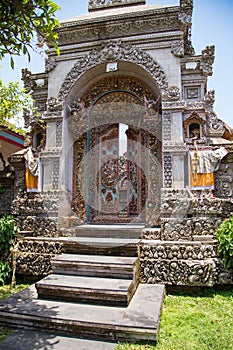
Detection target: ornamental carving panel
<box><xmin>161</xmin><ymin>218</ymin><xmax>192</xmax><ymax>241</ymax></box>
<box><xmin>192</xmin><ymin>217</ymin><xmax>222</xmax><ymax>236</ymax></box>
<box><xmin>200</xmin><ymin>45</ymin><xmax>215</xmax><ymax>76</ymax></box>
<box><xmin>140</xmin><ymin>258</ymin><xmax>217</xmax><ymax>286</ymax></box>
<box><xmin>89</xmin><ymin>0</ymin><xmax>145</xmax><ymax>11</ymax></box>
<box><xmin>215</xmin><ymin>153</ymin><xmax>233</xmax><ymax>198</ymax></box>
<box><xmin>59</xmin><ymin>41</ymin><xmax>168</xmax><ymax>99</ymax></box>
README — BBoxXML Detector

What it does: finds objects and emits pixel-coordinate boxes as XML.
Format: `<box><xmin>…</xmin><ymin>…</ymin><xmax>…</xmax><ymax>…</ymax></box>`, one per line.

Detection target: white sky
<box><xmin>0</xmin><ymin>0</ymin><xmax>232</xmax><ymax>126</ymax></box>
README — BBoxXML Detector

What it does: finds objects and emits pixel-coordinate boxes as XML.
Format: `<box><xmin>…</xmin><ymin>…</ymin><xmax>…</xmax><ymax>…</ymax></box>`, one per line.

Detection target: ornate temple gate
<box><xmin>72</xmin><ymin>76</ymin><xmax>162</xmax><ymax>225</ymax></box>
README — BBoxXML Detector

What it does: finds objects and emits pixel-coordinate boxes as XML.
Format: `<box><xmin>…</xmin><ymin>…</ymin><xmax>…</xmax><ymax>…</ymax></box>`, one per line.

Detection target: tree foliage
<box><xmin>0</xmin><ymin>78</ymin><xmax>33</xmax><ymax>124</ymax></box>
<box><xmin>0</xmin><ymin>0</ymin><xmax>60</xmax><ymax>67</ymax></box>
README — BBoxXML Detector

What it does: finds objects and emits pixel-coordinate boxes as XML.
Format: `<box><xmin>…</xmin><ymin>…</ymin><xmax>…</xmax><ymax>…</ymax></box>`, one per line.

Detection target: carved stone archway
<box><xmin>58</xmin><ymin>41</ymin><xmax>168</xmax><ymax>100</ymax></box>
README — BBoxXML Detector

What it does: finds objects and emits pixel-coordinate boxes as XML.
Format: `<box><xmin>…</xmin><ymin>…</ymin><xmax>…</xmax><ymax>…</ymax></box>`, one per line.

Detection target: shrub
<box><xmin>0</xmin><ymin>215</ymin><xmax>18</xmax><ymax>285</ymax></box>
<box><xmin>215</xmin><ymin>216</ymin><xmax>233</xmax><ymax>268</ymax></box>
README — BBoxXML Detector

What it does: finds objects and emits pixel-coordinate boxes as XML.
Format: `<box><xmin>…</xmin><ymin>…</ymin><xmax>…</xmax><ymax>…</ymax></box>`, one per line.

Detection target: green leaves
<box><xmin>0</xmin><ymin>78</ymin><xmax>33</xmax><ymax>124</ymax></box>
<box><xmin>215</xmin><ymin>216</ymin><xmax>233</xmax><ymax>268</ymax></box>
<box><xmin>0</xmin><ymin>215</ymin><xmax>19</xmax><ymax>286</ymax></box>
<box><xmin>0</xmin><ymin>0</ymin><xmax>60</xmax><ymax>65</ymax></box>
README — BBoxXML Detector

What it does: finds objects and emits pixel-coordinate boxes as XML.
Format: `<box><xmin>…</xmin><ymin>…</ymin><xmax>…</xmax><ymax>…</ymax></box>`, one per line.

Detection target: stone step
<box><xmin>0</xmin><ymin>330</ymin><xmax>117</xmax><ymax>350</ymax></box>
<box><xmin>74</xmin><ymin>224</ymin><xmax>143</xmax><ymax>239</ymax></box>
<box><xmin>0</xmin><ymin>283</ymin><xmax>165</xmax><ymax>343</ymax></box>
<box><xmin>36</xmin><ymin>274</ymin><xmax>137</xmax><ymax>306</ymax></box>
<box><xmin>63</xmin><ymin>237</ymin><xmax>140</xmax><ymax>256</ymax></box>
<box><xmin>52</xmin><ymin>254</ymin><xmax>138</xmax><ymax>280</ymax></box>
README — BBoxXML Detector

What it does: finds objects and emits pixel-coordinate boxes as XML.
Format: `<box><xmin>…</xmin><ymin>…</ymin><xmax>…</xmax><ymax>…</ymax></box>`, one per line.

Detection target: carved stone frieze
<box><xmin>200</xmin><ymin>45</ymin><xmax>215</xmax><ymax>76</ymax></box>
<box><xmin>141</xmin><ymin>228</ymin><xmax>161</xmax><ymax>240</ymax></box>
<box><xmin>88</xmin><ymin>0</ymin><xmax>145</xmax><ymax>11</ymax></box>
<box><xmin>16</xmin><ymin>253</ymin><xmax>53</xmax><ymax>276</ymax></box>
<box><xmin>186</xmin><ymin>101</ymin><xmax>205</xmax><ymax>110</ymax></box>
<box><xmin>59</xmin><ymin>41</ymin><xmax>168</xmax><ymax>99</ymax></box>
<box><xmin>161</xmin><ymin>218</ymin><xmax>193</xmax><ymax>241</ymax></box>
<box><xmin>162</xmin><ymin>111</ymin><xmax>172</xmax><ymax>141</ymax></box>
<box><xmin>192</xmin><ymin>217</ymin><xmax>222</xmax><ymax>236</ymax></box>
<box><xmin>140</xmin><ymin>242</ymin><xmax>218</xmax><ymax>260</ymax></box>
<box><xmin>15</xmin><ymin>216</ymin><xmax>59</xmax><ymax>237</ymax></box>
<box><xmin>171</xmin><ymin>40</ymin><xmax>184</xmax><ymax>58</ymax></box>
<box><xmin>162</xmin><ymin>100</ymin><xmax>186</xmax><ymax>110</ymax></box>
<box><xmin>140</xmin><ymin>258</ymin><xmax>217</xmax><ymax>286</ymax></box>
<box><xmin>163</xmin><ymin>143</ymin><xmax>188</xmax><ymax>153</ymax></box>
<box><xmin>18</xmin><ymin>239</ymin><xmax>63</xmax><ymax>255</ymax></box>
<box><xmin>59</xmin><ymin>13</ymin><xmax>180</xmax><ymax>46</ymax></box>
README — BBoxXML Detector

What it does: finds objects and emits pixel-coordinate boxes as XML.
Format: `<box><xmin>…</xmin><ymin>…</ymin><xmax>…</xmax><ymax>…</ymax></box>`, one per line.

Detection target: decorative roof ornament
<box><xmin>88</xmin><ymin>0</ymin><xmax>146</xmax><ymax>12</ymax></box>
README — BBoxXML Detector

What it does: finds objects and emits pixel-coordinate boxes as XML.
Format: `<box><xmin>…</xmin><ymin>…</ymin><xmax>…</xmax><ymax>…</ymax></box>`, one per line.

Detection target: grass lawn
<box><xmin>0</xmin><ymin>283</ymin><xmax>30</xmax><ymax>343</ymax></box>
<box><xmin>0</xmin><ymin>284</ymin><xmax>232</xmax><ymax>349</ymax></box>
<box><xmin>117</xmin><ymin>287</ymin><xmax>233</xmax><ymax>350</ymax></box>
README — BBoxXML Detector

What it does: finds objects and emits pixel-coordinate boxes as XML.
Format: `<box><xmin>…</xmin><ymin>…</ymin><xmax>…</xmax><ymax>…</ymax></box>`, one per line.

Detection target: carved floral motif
<box><xmin>171</xmin><ymin>40</ymin><xmax>184</xmax><ymax>58</ymax></box>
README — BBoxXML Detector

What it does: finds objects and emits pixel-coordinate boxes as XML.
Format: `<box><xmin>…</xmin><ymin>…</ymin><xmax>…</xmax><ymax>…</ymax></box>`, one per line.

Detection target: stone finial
<box><xmin>88</xmin><ymin>0</ymin><xmax>145</xmax><ymax>12</ymax></box>
<box><xmin>200</xmin><ymin>45</ymin><xmax>215</xmax><ymax>76</ymax></box>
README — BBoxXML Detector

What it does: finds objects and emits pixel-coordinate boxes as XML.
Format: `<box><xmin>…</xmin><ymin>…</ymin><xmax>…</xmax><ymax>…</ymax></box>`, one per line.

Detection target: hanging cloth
<box><xmin>24</xmin><ymin>147</ymin><xmax>39</xmax><ymax>192</ymax></box>
<box><xmin>190</xmin><ymin>147</ymin><xmax>227</xmax><ymax>189</ymax></box>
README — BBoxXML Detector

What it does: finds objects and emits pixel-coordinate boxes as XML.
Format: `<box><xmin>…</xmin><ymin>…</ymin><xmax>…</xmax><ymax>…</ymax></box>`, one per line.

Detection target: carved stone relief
<box><xmin>163</xmin><ymin>155</ymin><xmax>173</xmax><ymax>188</ymax></box>
<box><xmin>171</xmin><ymin>40</ymin><xmax>184</xmax><ymax>58</ymax></box>
<box><xmin>59</xmin><ymin>41</ymin><xmax>168</xmax><ymax>100</ymax></box>
<box><xmin>161</xmin><ymin>218</ymin><xmax>193</xmax><ymax>241</ymax></box>
<box><xmin>206</xmin><ymin>111</ymin><xmax>225</xmax><ymax>137</ymax></box>
<box><xmin>43</xmin><ymin>97</ymin><xmax>64</xmax><ymax>120</ymax></box>
<box><xmin>200</xmin><ymin>45</ymin><xmax>215</xmax><ymax>76</ymax></box>
<box><xmin>140</xmin><ymin>258</ymin><xmax>217</xmax><ymax>286</ymax></box>
<box><xmin>215</xmin><ymin>153</ymin><xmax>233</xmax><ymax>198</ymax></box>
<box><xmin>45</xmin><ymin>57</ymin><xmax>57</xmax><ymax>73</ymax></box>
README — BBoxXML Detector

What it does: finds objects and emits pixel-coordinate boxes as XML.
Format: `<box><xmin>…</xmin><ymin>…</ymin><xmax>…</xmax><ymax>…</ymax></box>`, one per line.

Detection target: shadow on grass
<box><xmin>166</xmin><ymin>285</ymin><xmax>233</xmax><ymax>298</ymax></box>
<box><xmin>0</xmin><ymin>284</ymin><xmax>61</xmax><ymax>350</ymax></box>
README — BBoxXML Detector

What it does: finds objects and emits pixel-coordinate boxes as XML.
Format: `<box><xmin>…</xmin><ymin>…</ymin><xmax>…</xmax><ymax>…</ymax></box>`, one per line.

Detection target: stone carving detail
<box><xmin>140</xmin><ymin>243</ymin><xmax>218</xmax><ymax>260</ymax></box>
<box><xmin>200</xmin><ymin>45</ymin><xmax>215</xmax><ymax>75</ymax></box>
<box><xmin>69</xmin><ymin>100</ymin><xmax>88</xmax><ymax>140</ymax></box>
<box><xmin>89</xmin><ymin>0</ymin><xmax>145</xmax><ymax>11</ymax></box>
<box><xmin>161</xmin><ymin>218</ymin><xmax>193</xmax><ymax>241</ymax></box>
<box><xmin>18</xmin><ymin>240</ymin><xmax>63</xmax><ymax>255</ymax></box>
<box><xmin>59</xmin><ymin>41</ymin><xmax>168</xmax><ymax>99</ymax></box>
<box><xmin>140</xmin><ymin>258</ymin><xmax>217</xmax><ymax>286</ymax></box>
<box><xmin>192</xmin><ymin>217</ymin><xmax>222</xmax><ymax>236</ymax></box>
<box><xmin>56</xmin><ymin>121</ymin><xmax>63</xmax><ymax>147</ymax></box>
<box><xmin>206</xmin><ymin>111</ymin><xmax>224</xmax><ymax>137</ymax></box>
<box><xmin>162</xmin><ymin>100</ymin><xmax>186</xmax><ymax>110</ymax></box>
<box><xmin>186</xmin><ymin>101</ymin><xmax>205</xmax><ymax>110</ymax></box>
<box><xmin>171</xmin><ymin>40</ymin><xmax>184</xmax><ymax>58</ymax></box>
<box><xmin>205</xmin><ymin>90</ymin><xmax>215</xmax><ymax>111</ymax></box>
<box><xmin>45</xmin><ymin>57</ymin><xmax>57</xmax><ymax>72</ymax></box>
<box><xmin>141</xmin><ymin>228</ymin><xmax>161</xmax><ymax>240</ymax></box>
<box><xmin>43</xmin><ymin>97</ymin><xmax>63</xmax><ymax>120</ymax></box>
<box><xmin>163</xmin><ymin>155</ymin><xmax>173</xmax><ymax>188</ymax></box>
<box><xmin>215</xmin><ymin>154</ymin><xmax>233</xmax><ymax>198</ymax></box>
<box><xmin>22</xmin><ymin>68</ymin><xmax>33</xmax><ymax>93</ymax></box>
<box><xmin>179</xmin><ymin>0</ymin><xmax>194</xmax><ymax>24</ymax></box>
<box><xmin>163</xmin><ymin>112</ymin><xmax>172</xmax><ymax>141</ymax></box>
<box><xmin>163</xmin><ymin>86</ymin><xmax>180</xmax><ymax>101</ymax></box>
<box><xmin>52</xmin><ymin>160</ymin><xmax>60</xmax><ymax>189</ymax></box>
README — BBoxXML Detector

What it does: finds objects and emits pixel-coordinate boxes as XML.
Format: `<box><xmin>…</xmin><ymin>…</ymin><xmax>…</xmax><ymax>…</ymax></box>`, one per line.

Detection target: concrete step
<box><xmin>74</xmin><ymin>224</ymin><xmax>143</xmax><ymax>239</ymax></box>
<box><xmin>36</xmin><ymin>274</ymin><xmax>137</xmax><ymax>306</ymax></box>
<box><xmin>0</xmin><ymin>283</ymin><xmax>165</xmax><ymax>343</ymax></box>
<box><xmin>52</xmin><ymin>254</ymin><xmax>138</xmax><ymax>280</ymax></box>
<box><xmin>63</xmin><ymin>237</ymin><xmax>139</xmax><ymax>256</ymax></box>
<box><xmin>0</xmin><ymin>330</ymin><xmax>117</xmax><ymax>350</ymax></box>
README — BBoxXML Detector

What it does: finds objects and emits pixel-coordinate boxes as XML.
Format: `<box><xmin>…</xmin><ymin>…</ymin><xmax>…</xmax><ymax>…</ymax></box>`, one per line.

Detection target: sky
<box><xmin>0</xmin><ymin>0</ymin><xmax>233</xmax><ymax>126</ymax></box>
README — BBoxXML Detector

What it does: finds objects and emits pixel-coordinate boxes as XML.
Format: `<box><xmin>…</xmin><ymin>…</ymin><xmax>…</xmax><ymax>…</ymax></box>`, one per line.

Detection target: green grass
<box><xmin>0</xmin><ymin>283</ymin><xmax>30</xmax><ymax>343</ymax></box>
<box><xmin>117</xmin><ymin>288</ymin><xmax>233</xmax><ymax>350</ymax></box>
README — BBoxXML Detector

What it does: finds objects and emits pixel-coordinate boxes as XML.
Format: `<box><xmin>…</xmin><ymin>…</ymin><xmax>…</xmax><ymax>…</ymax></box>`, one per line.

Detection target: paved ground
<box><xmin>0</xmin><ymin>330</ymin><xmax>117</xmax><ymax>350</ymax></box>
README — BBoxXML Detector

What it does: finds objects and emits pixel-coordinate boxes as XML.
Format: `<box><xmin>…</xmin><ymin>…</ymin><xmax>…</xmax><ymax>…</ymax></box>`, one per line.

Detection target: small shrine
<box><xmin>11</xmin><ymin>0</ymin><xmax>233</xmax><ymax>286</ymax></box>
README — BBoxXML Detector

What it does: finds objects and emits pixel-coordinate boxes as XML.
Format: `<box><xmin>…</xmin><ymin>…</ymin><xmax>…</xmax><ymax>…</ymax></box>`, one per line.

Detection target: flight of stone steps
<box><xmin>0</xmin><ymin>225</ymin><xmax>165</xmax><ymax>345</ymax></box>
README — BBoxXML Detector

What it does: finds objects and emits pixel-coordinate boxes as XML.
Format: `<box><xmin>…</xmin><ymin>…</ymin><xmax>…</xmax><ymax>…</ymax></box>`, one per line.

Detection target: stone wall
<box><xmin>140</xmin><ymin>189</ymin><xmax>233</xmax><ymax>286</ymax></box>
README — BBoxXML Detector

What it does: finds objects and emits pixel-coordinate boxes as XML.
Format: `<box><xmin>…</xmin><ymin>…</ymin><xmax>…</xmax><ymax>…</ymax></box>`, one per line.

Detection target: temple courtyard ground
<box><xmin>0</xmin><ymin>283</ymin><xmax>232</xmax><ymax>350</ymax></box>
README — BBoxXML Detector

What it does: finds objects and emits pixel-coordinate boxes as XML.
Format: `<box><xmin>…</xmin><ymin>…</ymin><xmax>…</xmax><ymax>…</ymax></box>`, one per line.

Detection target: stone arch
<box><xmin>58</xmin><ymin>41</ymin><xmax>168</xmax><ymax>100</ymax></box>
